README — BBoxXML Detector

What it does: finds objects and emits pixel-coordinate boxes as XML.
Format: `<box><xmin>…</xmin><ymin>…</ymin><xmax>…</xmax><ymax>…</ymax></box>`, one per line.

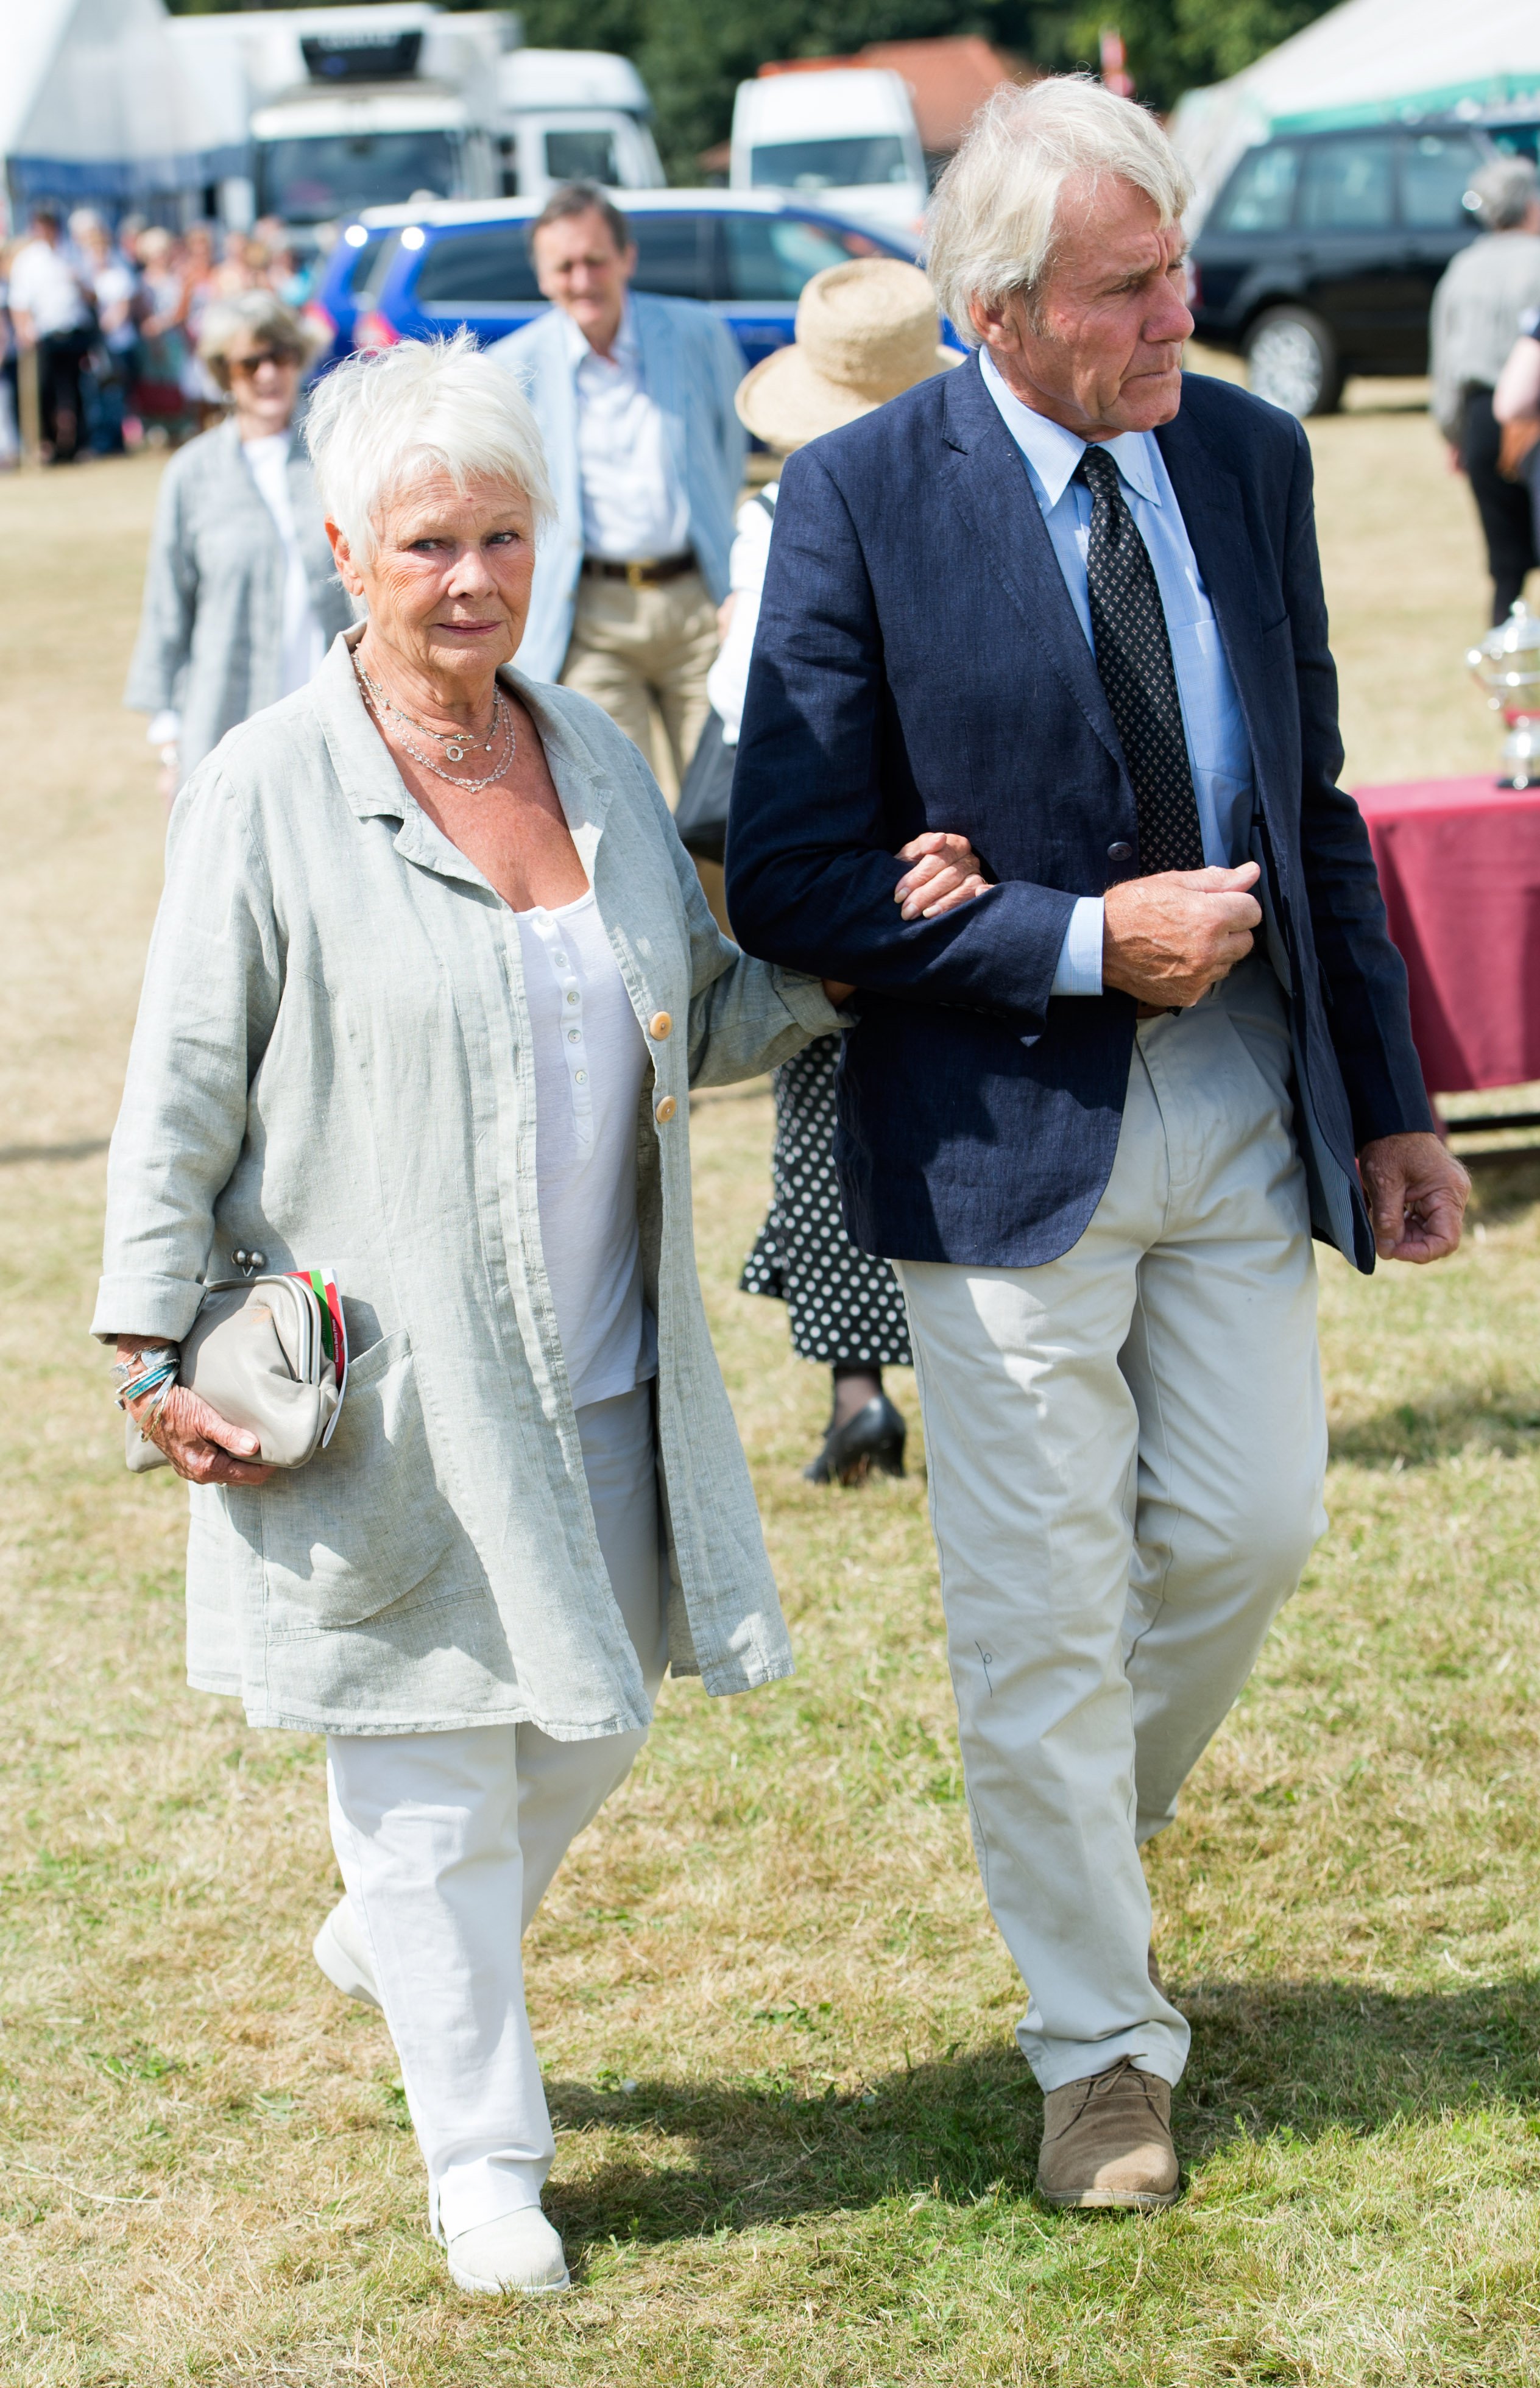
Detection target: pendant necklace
<box><xmin>354</xmin><ymin>655</ymin><xmax>517</xmax><ymax>791</ymax></box>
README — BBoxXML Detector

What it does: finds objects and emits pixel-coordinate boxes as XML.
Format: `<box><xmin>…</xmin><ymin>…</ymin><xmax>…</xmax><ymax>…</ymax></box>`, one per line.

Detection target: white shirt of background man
<box><xmin>707</xmin><ymin>482</ymin><xmax>779</xmax><ymax>746</ymax></box>
<box><xmin>242</xmin><ymin>433</ymin><xmax>328</xmax><ymax>701</ymax></box>
<box><xmin>7</xmin><ymin>238</ymin><xmax>90</xmax><ymax>339</ymax></box>
<box><xmin>514</xmin><ymin>887</ymin><xmax>657</xmax><ymax>1408</ymax></box>
<box><xmin>567</xmin><ymin>300</ymin><xmax>690</xmax><ymax>563</ymax></box>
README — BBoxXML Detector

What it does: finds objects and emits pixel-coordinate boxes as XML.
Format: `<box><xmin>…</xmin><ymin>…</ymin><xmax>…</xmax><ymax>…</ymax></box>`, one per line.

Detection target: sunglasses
<box><xmin>227</xmin><ymin>347</ymin><xmax>300</xmax><ymax>380</ymax></box>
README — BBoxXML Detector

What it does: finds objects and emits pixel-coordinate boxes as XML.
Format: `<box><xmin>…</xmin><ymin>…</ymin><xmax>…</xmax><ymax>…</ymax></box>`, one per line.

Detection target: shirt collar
<box><xmin>564</xmin><ymin>294</ymin><xmax>639</xmax><ymax>372</ymax></box>
<box><xmin>978</xmin><ymin>345</ymin><xmax>1161</xmax><ymax>510</ymax></box>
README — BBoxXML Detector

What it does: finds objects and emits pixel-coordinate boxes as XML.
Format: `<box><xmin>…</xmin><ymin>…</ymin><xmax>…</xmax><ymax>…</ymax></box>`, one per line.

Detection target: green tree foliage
<box><xmin>1067</xmin><ymin>0</ymin><xmax>1337</xmax><ymax>111</ymax></box>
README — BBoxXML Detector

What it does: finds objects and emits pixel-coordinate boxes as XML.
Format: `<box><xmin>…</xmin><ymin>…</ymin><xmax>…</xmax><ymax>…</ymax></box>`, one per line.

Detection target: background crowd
<box><xmin>0</xmin><ymin>204</ymin><xmax>313</xmax><ymax>467</ymax></box>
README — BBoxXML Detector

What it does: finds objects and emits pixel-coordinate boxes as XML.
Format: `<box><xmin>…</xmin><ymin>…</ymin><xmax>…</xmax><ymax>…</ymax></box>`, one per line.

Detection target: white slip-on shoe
<box><xmin>312</xmin><ymin>1898</ymin><xmax>381</xmax><ymax>2011</ymax></box>
<box><xmin>448</xmin><ymin>2208</ymin><xmax>571</xmax><ymax>2295</ymax></box>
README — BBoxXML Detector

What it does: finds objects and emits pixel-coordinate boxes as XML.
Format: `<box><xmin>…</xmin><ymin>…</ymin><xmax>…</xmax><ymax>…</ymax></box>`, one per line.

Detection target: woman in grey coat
<box><xmin>97</xmin><ymin>333</ymin><xmax>981</xmax><ymax>2297</ymax></box>
<box><xmin>1430</xmin><ymin>155</ymin><xmax>1540</xmax><ymax>624</ymax></box>
<box><xmin>124</xmin><ymin>290</ymin><xmax>355</xmax><ymax>792</ymax></box>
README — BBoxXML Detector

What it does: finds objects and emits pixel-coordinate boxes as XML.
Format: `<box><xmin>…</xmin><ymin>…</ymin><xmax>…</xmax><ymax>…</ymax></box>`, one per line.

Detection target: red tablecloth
<box><xmin>1354</xmin><ymin>775</ymin><xmax>1540</xmax><ymax>1095</ymax></box>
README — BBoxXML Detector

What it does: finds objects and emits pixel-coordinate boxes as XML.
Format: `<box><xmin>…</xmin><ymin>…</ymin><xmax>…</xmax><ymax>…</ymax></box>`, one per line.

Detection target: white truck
<box><xmin>168</xmin><ymin>12</ymin><xmax>662</xmax><ymax>239</ymax></box>
<box><xmin>168</xmin><ymin>4</ymin><xmax>515</xmax><ymax>234</ymax></box>
<box><xmin>730</xmin><ymin>67</ymin><xmax>928</xmax><ymax>238</ymax></box>
<box><xmin>495</xmin><ymin>49</ymin><xmax>664</xmax><ymax>202</ymax></box>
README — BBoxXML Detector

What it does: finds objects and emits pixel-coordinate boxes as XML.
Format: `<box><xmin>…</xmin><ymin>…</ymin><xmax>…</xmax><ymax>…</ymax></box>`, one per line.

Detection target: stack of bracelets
<box><xmin>112</xmin><ymin>1344</ymin><xmax>180</xmax><ymax>1432</ymax></box>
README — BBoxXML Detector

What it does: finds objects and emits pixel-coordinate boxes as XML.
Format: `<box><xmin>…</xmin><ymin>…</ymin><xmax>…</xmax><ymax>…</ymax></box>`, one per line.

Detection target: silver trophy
<box><xmin>1469</xmin><ymin>600</ymin><xmax>1540</xmax><ymax>788</ymax></box>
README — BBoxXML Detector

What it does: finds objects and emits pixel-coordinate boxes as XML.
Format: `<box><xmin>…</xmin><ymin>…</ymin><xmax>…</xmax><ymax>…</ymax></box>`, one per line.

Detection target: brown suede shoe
<box><xmin>1036</xmin><ymin>2057</ymin><xmax>1181</xmax><ymax>2210</ymax></box>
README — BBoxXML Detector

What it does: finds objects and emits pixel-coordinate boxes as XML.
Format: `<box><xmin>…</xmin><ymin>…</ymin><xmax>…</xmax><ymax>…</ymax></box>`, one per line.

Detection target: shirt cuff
<box><xmin>1050</xmin><ymin>896</ymin><xmax>1105</xmax><ymax>997</ymax></box>
<box><xmin>147</xmin><ymin>710</ymin><xmax>180</xmax><ymax>748</ymax></box>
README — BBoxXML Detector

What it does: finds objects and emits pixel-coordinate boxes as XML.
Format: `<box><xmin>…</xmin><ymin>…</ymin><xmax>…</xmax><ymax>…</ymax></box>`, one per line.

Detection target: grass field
<box><xmin>5</xmin><ymin>376</ymin><xmax>1540</xmax><ymax>2386</ymax></box>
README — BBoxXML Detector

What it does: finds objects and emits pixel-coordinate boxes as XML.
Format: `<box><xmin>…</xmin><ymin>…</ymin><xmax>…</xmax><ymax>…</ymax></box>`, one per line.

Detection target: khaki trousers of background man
<box><xmin>560</xmin><ymin>567</ymin><xmax>719</xmax><ymax>794</ymax></box>
<box><xmin>894</xmin><ymin>955</ymin><xmax>1328</xmax><ymax>2100</ymax></box>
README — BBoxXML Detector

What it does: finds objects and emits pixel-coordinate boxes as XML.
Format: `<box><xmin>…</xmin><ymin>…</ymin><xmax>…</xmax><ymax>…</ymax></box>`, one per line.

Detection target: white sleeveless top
<box><xmin>514</xmin><ymin>888</ymin><xmax>656</xmax><ymax>1408</ymax></box>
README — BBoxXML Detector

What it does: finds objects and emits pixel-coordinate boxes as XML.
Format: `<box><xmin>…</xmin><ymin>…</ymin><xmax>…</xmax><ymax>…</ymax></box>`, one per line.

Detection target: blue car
<box><xmin>304</xmin><ymin>204</ymin><xmax>426</xmax><ymax>369</ymax></box>
<box><xmin>319</xmin><ymin>189</ymin><xmax>935</xmax><ymax>374</ymax></box>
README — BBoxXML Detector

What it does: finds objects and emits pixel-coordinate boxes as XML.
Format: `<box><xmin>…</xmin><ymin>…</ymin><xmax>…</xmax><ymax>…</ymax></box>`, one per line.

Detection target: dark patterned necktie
<box><xmin>1074</xmin><ymin>445</ymin><xmax>1206</xmax><ymax>875</ymax></box>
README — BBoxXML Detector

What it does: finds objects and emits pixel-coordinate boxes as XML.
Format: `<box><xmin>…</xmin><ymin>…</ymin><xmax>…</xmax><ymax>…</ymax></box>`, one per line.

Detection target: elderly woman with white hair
<box><xmin>125</xmin><ymin>288</ymin><xmax>354</xmax><ymax>792</ymax></box>
<box><xmin>95</xmin><ymin>332</ymin><xmax>983</xmax><ymax>2294</ymax></box>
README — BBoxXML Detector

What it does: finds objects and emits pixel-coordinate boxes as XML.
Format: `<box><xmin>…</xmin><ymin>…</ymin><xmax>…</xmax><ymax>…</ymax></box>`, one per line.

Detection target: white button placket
<box><xmin>532</xmin><ymin>913</ymin><xmax>593</xmax><ymax>1149</ymax></box>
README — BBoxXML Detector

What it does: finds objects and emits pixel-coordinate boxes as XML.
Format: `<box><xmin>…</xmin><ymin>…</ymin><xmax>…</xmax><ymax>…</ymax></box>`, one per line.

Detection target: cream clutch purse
<box><xmin>126</xmin><ymin>1271</ymin><xmax>343</xmax><ymax>1475</ymax></box>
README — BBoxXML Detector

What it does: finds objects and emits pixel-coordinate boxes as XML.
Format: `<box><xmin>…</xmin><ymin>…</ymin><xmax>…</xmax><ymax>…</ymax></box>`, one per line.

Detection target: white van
<box><xmin>730</xmin><ymin>68</ymin><xmax>927</xmax><ymax>238</ymax></box>
<box><xmin>496</xmin><ymin>50</ymin><xmax>665</xmax><ymax>202</ymax></box>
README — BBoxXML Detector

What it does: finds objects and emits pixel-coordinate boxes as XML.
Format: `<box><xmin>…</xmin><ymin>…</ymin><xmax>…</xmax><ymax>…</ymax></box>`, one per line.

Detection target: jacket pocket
<box><xmin>258</xmin><ymin>1329</ymin><xmax>456</xmax><ymax>1631</ymax></box>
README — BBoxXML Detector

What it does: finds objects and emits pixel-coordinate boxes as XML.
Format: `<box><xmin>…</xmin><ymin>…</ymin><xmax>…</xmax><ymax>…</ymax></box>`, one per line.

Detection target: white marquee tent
<box><xmin>1</xmin><ymin>0</ymin><xmax>204</xmax><ymax>227</ymax></box>
<box><xmin>1171</xmin><ymin>0</ymin><xmax>1540</xmax><ymax>223</ymax></box>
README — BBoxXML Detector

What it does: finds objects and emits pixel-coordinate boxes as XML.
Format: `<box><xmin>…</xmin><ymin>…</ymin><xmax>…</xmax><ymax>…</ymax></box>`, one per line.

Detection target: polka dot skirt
<box><xmin>740</xmin><ymin>1033</ymin><xmax>913</xmax><ymax>1368</ymax></box>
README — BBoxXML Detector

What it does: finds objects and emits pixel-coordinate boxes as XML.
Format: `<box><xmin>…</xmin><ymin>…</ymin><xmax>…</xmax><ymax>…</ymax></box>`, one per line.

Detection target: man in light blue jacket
<box><xmin>490</xmin><ymin>183</ymin><xmax>745</xmax><ymax>783</ymax></box>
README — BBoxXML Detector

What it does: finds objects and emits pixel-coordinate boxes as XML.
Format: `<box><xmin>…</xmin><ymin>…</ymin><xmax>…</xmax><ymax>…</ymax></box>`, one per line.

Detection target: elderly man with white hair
<box><xmin>728</xmin><ymin>77</ymin><xmax>1469</xmax><ymax>2207</ymax></box>
<box><xmin>94</xmin><ymin>331</ymin><xmax>986</xmax><ymax>2292</ymax></box>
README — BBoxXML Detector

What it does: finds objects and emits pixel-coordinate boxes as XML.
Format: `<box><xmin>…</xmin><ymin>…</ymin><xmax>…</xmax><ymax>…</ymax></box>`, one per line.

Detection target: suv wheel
<box><xmin>1243</xmin><ymin>307</ymin><xmax>1343</xmax><ymax>418</ymax></box>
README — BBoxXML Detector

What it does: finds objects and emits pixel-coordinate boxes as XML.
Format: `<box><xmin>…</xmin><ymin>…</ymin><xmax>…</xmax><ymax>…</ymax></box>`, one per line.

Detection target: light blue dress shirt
<box><xmin>979</xmin><ymin>347</ymin><xmax>1256</xmax><ymax>995</ymax></box>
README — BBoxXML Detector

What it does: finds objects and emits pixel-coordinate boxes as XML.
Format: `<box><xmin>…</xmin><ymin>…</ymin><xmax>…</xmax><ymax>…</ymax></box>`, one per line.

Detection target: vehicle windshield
<box><xmin>749</xmin><ymin>135</ymin><xmax>911</xmax><ymax>192</ymax></box>
<box><xmin>257</xmin><ymin>130</ymin><xmax>459</xmax><ymax>225</ymax></box>
<box><xmin>545</xmin><ymin>128</ymin><xmax>619</xmax><ymax>185</ymax></box>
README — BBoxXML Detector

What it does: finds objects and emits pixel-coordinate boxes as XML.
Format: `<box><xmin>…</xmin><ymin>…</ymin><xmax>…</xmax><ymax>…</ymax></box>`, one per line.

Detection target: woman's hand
<box><xmin>116</xmin><ymin>1335</ymin><xmax>273</xmax><ymax>1486</ymax></box>
<box><xmin>894</xmin><ymin>832</ymin><xmax>990</xmax><ymax>921</ymax></box>
<box><xmin>819</xmin><ymin>832</ymin><xmax>991</xmax><ymax>1005</ymax></box>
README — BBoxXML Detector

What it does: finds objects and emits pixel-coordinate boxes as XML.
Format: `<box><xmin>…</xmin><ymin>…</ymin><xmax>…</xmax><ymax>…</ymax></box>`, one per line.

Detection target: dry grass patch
<box><xmin>4</xmin><ymin>412</ymin><xmax>1540</xmax><ymax>2383</ymax></box>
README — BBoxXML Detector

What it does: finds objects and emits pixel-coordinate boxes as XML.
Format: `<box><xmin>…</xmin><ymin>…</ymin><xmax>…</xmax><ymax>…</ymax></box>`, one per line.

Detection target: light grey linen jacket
<box><xmin>123</xmin><ymin>417</ymin><xmax>356</xmax><ymax>781</ymax></box>
<box><xmin>93</xmin><ymin>631</ymin><xmax>844</xmax><ymax>1739</ymax></box>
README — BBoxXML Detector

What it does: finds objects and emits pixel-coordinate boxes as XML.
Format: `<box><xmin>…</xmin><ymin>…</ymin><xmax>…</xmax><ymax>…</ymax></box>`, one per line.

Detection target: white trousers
<box><xmin>897</xmin><ymin>959</ymin><xmax>1327</xmax><ymax>2094</ymax></box>
<box><xmin>326</xmin><ymin>1385</ymin><xmax>666</xmax><ymax>2241</ymax></box>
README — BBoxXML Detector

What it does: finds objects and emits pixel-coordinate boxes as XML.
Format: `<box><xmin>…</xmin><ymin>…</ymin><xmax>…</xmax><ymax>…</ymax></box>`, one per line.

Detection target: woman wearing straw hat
<box><xmin>707</xmin><ymin>260</ymin><xmax>969</xmax><ymax>1485</ymax></box>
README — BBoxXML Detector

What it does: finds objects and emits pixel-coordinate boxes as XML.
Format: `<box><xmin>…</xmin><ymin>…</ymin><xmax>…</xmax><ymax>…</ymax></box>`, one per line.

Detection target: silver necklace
<box><xmin>354</xmin><ymin>656</ymin><xmax>517</xmax><ymax>791</ymax></box>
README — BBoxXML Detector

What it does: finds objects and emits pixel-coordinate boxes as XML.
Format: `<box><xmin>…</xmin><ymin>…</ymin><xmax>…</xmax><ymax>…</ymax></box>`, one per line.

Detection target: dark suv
<box><xmin>1190</xmin><ymin>123</ymin><xmax>1496</xmax><ymax>414</ymax></box>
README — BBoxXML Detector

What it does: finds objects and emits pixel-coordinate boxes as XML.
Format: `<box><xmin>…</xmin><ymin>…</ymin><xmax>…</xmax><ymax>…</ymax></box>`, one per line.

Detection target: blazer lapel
<box><xmin>939</xmin><ymin>358</ymin><xmax>1124</xmax><ymax>772</ymax></box>
<box><xmin>634</xmin><ymin>294</ymin><xmax>690</xmax><ymax>506</ymax></box>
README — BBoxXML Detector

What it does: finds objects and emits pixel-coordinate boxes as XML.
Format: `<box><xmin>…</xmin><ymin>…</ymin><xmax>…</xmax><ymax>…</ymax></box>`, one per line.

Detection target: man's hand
<box><xmin>1103</xmin><ymin>863</ymin><xmax>1263</xmax><ymax>1008</ymax></box>
<box><xmin>893</xmin><ymin>831</ymin><xmax>990</xmax><ymax>921</ymax></box>
<box><xmin>1358</xmin><ymin>1132</ymin><xmax>1470</xmax><ymax>1264</ymax></box>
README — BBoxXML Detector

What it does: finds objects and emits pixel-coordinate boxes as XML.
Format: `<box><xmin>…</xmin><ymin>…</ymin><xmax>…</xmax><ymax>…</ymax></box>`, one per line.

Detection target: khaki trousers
<box><xmin>895</xmin><ymin>958</ymin><xmax>1327</xmax><ymax>2094</ymax></box>
<box><xmin>560</xmin><ymin>566</ymin><xmax>719</xmax><ymax>794</ymax></box>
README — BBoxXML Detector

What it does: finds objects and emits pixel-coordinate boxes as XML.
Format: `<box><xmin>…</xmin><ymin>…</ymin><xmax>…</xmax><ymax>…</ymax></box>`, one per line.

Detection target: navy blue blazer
<box><xmin>725</xmin><ymin>356</ymin><xmax>1433</xmax><ymax>1274</ymax></box>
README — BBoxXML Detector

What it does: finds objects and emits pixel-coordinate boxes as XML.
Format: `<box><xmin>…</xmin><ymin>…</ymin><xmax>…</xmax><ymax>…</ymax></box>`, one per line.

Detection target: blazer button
<box><xmin>649</xmin><ymin>1010</ymin><xmax>673</xmax><ymax>1040</ymax></box>
<box><xmin>655</xmin><ymin>1095</ymin><xmax>678</xmax><ymax>1124</ymax></box>
<box><xmin>1107</xmin><ymin>840</ymin><xmax>1134</xmax><ymax>861</ymax></box>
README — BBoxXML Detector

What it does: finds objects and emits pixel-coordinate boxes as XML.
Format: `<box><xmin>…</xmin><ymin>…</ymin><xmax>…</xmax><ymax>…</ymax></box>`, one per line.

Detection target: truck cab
<box><xmin>495</xmin><ymin>51</ymin><xmax>665</xmax><ymax>202</ymax></box>
<box><xmin>169</xmin><ymin>5</ymin><xmax>513</xmax><ymax>238</ymax></box>
<box><xmin>730</xmin><ymin>68</ymin><xmax>927</xmax><ymax>239</ymax></box>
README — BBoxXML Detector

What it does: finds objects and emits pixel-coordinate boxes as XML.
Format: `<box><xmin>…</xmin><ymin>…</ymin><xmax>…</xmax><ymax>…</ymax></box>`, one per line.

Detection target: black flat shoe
<box><xmin>803</xmin><ymin>1393</ymin><xmax>907</xmax><ymax>1485</ymax></box>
